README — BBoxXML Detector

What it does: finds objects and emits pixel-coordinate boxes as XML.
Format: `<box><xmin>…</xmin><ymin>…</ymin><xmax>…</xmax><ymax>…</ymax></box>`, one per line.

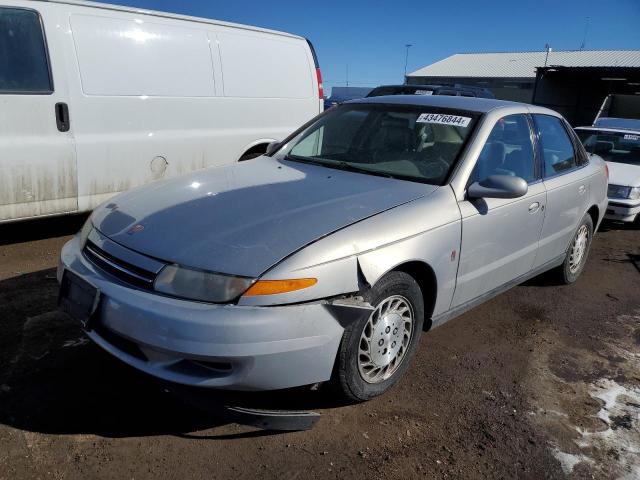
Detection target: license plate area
<box><xmin>58</xmin><ymin>270</ymin><xmax>101</xmax><ymax>330</ymax></box>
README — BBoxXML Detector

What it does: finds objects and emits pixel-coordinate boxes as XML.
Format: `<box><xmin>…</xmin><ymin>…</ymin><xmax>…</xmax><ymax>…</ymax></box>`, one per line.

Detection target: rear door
<box><xmin>0</xmin><ymin>4</ymin><xmax>77</xmax><ymax>221</ymax></box>
<box><xmin>452</xmin><ymin>113</ymin><xmax>546</xmax><ymax>307</ymax></box>
<box><xmin>532</xmin><ymin>114</ymin><xmax>590</xmax><ymax>269</ymax></box>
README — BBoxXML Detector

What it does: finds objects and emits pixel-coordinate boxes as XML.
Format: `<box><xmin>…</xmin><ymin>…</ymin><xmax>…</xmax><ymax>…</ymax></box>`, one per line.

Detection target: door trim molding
<box><xmin>430</xmin><ymin>253</ymin><xmax>565</xmax><ymax>329</ymax></box>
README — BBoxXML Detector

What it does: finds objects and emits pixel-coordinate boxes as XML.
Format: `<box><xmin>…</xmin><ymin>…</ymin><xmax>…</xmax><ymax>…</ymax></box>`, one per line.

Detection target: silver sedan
<box><xmin>58</xmin><ymin>96</ymin><xmax>608</xmax><ymax>402</ymax></box>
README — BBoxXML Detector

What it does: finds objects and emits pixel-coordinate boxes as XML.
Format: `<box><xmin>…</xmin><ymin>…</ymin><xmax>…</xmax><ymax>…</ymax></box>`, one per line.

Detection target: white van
<box><xmin>0</xmin><ymin>0</ymin><xmax>323</xmax><ymax>223</ymax></box>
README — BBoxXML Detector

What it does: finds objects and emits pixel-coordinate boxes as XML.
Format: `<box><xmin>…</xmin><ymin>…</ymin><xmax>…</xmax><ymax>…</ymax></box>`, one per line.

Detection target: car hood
<box><xmin>92</xmin><ymin>157</ymin><xmax>436</xmax><ymax>277</ymax></box>
<box><xmin>606</xmin><ymin>161</ymin><xmax>640</xmax><ymax>187</ymax></box>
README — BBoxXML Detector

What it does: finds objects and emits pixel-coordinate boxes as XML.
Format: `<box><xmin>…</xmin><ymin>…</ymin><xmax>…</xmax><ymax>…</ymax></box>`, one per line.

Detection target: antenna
<box><xmin>580</xmin><ymin>17</ymin><xmax>590</xmax><ymax>51</ymax></box>
<box><xmin>404</xmin><ymin>44</ymin><xmax>413</xmax><ymax>81</ymax></box>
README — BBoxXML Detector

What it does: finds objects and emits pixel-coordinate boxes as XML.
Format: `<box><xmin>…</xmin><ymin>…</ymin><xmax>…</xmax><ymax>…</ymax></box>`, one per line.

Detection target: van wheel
<box><xmin>334</xmin><ymin>271</ymin><xmax>424</xmax><ymax>402</ymax></box>
<box><xmin>557</xmin><ymin>213</ymin><xmax>594</xmax><ymax>284</ymax></box>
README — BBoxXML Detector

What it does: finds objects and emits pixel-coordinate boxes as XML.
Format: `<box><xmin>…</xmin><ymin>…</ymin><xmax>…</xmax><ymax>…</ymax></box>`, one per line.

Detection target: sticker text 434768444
<box><xmin>416</xmin><ymin>113</ymin><xmax>471</xmax><ymax>128</ymax></box>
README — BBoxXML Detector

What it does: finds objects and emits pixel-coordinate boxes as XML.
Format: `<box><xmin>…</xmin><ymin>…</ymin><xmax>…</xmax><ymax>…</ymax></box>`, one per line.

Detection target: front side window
<box><xmin>471</xmin><ymin>114</ymin><xmax>537</xmax><ymax>183</ymax></box>
<box><xmin>279</xmin><ymin>104</ymin><xmax>479</xmax><ymax>185</ymax></box>
<box><xmin>533</xmin><ymin>114</ymin><xmax>577</xmax><ymax>177</ymax></box>
<box><xmin>576</xmin><ymin>129</ymin><xmax>640</xmax><ymax>167</ymax></box>
<box><xmin>0</xmin><ymin>8</ymin><xmax>52</xmax><ymax>93</ymax></box>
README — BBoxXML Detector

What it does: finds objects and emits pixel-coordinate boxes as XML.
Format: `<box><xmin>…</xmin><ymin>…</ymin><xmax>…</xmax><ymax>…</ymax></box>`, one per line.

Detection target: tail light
<box><xmin>316</xmin><ymin>67</ymin><xmax>324</xmax><ymax>99</ymax></box>
<box><xmin>305</xmin><ymin>39</ymin><xmax>323</xmax><ymax>101</ymax></box>
<box><xmin>605</xmin><ymin>163</ymin><xmax>609</xmax><ymax>181</ymax></box>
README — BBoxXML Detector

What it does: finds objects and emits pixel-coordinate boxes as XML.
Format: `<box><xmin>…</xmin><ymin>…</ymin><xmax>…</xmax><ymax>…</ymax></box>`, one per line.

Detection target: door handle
<box><xmin>55</xmin><ymin>102</ymin><xmax>70</xmax><ymax>132</ymax></box>
<box><xmin>578</xmin><ymin>185</ymin><xmax>586</xmax><ymax>195</ymax></box>
<box><xmin>528</xmin><ymin>202</ymin><xmax>541</xmax><ymax>213</ymax></box>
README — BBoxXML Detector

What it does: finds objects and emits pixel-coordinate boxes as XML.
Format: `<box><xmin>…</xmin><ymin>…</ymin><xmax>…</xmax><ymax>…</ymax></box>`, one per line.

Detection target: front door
<box><xmin>452</xmin><ymin>113</ymin><xmax>546</xmax><ymax>307</ymax></box>
<box><xmin>0</xmin><ymin>5</ymin><xmax>77</xmax><ymax>222</ymax></box>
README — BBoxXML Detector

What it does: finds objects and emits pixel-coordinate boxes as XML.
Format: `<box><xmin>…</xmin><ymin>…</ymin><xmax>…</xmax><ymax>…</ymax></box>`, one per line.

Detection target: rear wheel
<box><xmin>557</xmin><ymin>213</ymin><xmax>593</xmax><ymax>284</ymax></box>
<box><xmin>333</xmin><ymin>271</ymin><xmax>424</xmax><ymax>402</ymax></box>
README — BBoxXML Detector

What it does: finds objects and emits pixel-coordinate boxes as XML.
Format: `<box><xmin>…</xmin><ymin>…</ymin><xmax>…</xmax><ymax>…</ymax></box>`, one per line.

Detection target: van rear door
<box><xmin>0</xmin><ymin>4</ymin><xmax>77</xmax><ymax>222</ymax></box>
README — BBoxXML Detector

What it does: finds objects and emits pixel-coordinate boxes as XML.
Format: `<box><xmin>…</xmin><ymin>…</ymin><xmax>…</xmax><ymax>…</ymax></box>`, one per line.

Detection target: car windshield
<box><xmin>576</xmin><ymin>129</ymin><xmax>640</xmax><ymax>166</ymax></box>
<box><xmin>278</xmin><ymin>104</ymin><xmax>480</xmax><ymax>185</ymax></box>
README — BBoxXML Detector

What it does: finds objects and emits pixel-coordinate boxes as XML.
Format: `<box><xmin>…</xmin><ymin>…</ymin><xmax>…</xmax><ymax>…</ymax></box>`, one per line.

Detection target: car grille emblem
<box><xmin>127</xmin><ymin>224</ymin><xmax>145</xmax><ymax>235</ymax></box>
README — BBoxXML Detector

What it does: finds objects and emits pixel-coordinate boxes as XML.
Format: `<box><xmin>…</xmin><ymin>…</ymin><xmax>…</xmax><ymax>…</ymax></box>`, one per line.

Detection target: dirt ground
<box><xmin>0</xmin><ymin>215</ymin><xmax>638</xmax><ymax>480</ymax></box>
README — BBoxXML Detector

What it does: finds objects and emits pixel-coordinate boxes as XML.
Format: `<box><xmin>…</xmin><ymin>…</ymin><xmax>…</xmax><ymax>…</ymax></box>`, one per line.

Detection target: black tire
<box><xmin>556</xmin><ymin>213</ymin><xmax>594</xmax><ymax>284</ymax></box>
<box><xmin>238</xmin><ymin>152</ymin><xmax>263</xmax><ymax>161</ymax></box>
<box><xmin>333</xmin><ymin>271</ymin><xmax>425</xmax><ymax>402</ymax></box>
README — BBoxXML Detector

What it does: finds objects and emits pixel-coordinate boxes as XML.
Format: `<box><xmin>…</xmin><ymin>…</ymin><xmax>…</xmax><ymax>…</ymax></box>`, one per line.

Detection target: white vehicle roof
<box><xmin>575</xmin><ymin>126</ymin><xmax>640</xmax><ymax>136</ymax></box>
<box><xmin>34</xmin><ymin>0</ymin><xmax>304</xmax><ymax>39</ymax></box>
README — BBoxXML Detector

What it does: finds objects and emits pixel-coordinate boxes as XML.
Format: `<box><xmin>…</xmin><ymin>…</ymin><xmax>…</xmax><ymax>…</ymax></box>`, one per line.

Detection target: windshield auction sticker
<box><xmin>416</xmin><ymin>113</ymin><xmax>471</xmax><ymax>127</ymax></box>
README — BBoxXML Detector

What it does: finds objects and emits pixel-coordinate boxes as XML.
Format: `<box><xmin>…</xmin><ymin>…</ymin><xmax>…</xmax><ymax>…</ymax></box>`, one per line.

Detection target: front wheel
<box><xmin>557</xmin><ymin>213</ymin><xmax>594</xmax><ymax>284</ymax></box>
<box><xmin>333</xmin><ymin>271</ymin><xmax>424</xmax><ymax>402</ymax></box>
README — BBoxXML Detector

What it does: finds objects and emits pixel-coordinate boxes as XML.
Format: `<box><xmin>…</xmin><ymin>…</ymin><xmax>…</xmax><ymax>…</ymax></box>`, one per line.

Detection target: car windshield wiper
<box><xmin>327</xmin><ymin>160</ymin><xmax>395</xmax><ymax>179</ymax></box>
<box><xmin>283</xmin><ymin>154</ymin><xmax>427</xmax><ymax>183</ymax></box>
<box><xmin>285</xmin><ymin>154</ymin><xmax>395</xmax><ymax>178</ymax></box>
<box><xmin>283</xmin><ymin>154</ymin><xmax>327</xmax><ymax>168</ymax></box>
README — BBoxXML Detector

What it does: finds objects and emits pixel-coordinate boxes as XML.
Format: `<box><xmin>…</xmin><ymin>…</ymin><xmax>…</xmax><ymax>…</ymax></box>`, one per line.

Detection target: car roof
<box><xmin>575</xmin><ymin>126</ymin><xmax>640</xmax><ymax>135</ymax></box>
<box><xmin>371</xmin><ymin>84</ymin><xmax>487</xmax><ymax>91</ymax></box>
<box><xmin>348</xmin><ymin>94</ymin><xmax>530</xmax><ymax>114</ymax></box>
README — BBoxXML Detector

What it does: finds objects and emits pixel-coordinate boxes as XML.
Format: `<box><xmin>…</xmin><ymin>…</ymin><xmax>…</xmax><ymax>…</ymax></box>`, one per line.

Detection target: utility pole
<box><xmin>544</xmin><ymin>44</ymin><xmax>551</xmax><ymax>67</ymax></box>
<box><xmin>580</xmin><ymin>17</ymin><xmax>590</xmax><ymax>51</ymax></box>
<box><xmin>404</xmin><ymin>44</ymin><xmax>413</xmax><ymax>82</ymax></box>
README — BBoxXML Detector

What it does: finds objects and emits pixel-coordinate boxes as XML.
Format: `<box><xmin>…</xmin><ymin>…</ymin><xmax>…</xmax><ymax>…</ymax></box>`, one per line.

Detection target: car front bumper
<box><xmin>605</xmin><ymin>199</ymin><xmax>640</xmax><ymax>222</ymax></box>
<box><xmin>58</xmin><ymin>236</ymin><xmax>346</xmax><ymax>391</ymax></box>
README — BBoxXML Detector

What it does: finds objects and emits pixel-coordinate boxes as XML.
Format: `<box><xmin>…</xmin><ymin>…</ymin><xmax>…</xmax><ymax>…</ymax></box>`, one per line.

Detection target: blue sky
<box><xmin>110</xmin><ymin>0</ymin><xmax>640</xmax><ymax>96</ymax></box>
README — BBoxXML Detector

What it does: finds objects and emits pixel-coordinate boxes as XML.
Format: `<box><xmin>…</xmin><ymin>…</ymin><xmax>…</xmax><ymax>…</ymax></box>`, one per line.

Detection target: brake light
<box><xmin>605</xmin><ymin>163</ymin><xmax>609</xmax><ymax>181</ymax></box>
<box><xmin>316</xmin><ymin>68</ymin><xmax>323</xmax><ymax>99</ymax></box>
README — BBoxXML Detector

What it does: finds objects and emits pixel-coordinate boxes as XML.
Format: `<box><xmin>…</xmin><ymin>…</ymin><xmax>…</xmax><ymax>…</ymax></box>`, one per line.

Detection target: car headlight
<box><xmin>78</xmin><ymin>216</ymin><xmax>93</xmax><ymax>249</ymax></box>
<box><xmin>629</xmin><ymin>187</ymin><xmax>640</xmax><ymax>200</ymax></box>
<box><xmin>607</xmin><ymin>184</ymin><xmax>631</xmax><ymax>199</ymax></box>
<box><xmin>154</xmin><ymin>264</ymin><xmax>255</xmax><ymax>303</ymax></box>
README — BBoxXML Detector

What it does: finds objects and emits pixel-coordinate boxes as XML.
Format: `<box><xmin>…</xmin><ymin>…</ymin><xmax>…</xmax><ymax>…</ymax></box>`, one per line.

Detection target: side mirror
<box><xmin>467</xmin><ymin>175</ymin><xmax>528</xmax><ymax>200</ymax></box>
<box><xmin>266</xmin><ymin>141</ymin><xmax>281</xmax><ymax>156</ymax></box>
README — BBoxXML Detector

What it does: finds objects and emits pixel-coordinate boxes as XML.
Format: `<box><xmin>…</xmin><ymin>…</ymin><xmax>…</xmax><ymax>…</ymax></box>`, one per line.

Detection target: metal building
<box><xmin>406</xmin><ymin>50</ymin><xmax>640</xmax><ymax>124</ymax></box>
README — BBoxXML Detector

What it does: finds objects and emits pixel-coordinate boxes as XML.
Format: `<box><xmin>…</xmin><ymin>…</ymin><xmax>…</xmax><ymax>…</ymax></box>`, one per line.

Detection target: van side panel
<box><xmin>217</xmin><ymin>30</ymin><xmax>313</xmax><ymax>99</ymax></box>
<box><xmin>71</xmin><ymin>14</ymin><xmax>216</xmax><ymax>97</ymax></box>
<box><xmin>59</xmin><ymin>4</ymin><xmax>319</xmax><ymax>212</ymax></box>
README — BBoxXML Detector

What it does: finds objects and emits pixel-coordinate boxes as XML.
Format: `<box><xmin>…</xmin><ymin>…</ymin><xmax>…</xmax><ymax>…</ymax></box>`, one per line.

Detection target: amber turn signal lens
<box><xmin>243</xmin><ymin>278</ymin><xmax>317</xmax><ymax>296</ymax></box>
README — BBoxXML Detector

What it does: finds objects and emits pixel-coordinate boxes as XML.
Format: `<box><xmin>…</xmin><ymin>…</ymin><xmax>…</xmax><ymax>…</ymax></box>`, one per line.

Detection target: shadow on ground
<box><xmin>0</xmin><ymin>268</ymin><xmax>347</xmax><ymax>439</ymax></box>
<box><xmin>0</xmin><ymin>213</ymin><xmax>88</xmax><ymax>247</ymax></box>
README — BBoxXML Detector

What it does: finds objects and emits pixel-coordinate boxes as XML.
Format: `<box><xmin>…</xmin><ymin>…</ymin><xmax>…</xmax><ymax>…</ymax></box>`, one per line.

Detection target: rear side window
<box><xmin>0</xmin><ymin>8</ymin><xmax>52</xmax><ymax>93</ymax></box>
<box><xmin>533</xmin><ymin>114</ymin><xmax>577</xmax><ymax>177</ymax></box>
<box><xmin>472</xmin><ymin>114</ymin><xmax>537</xmax><ymax>183</ymax></box>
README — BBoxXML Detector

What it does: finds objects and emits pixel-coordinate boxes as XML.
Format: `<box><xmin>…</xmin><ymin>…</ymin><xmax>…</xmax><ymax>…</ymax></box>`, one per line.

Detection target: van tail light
<box><xmin>316</xmin><ymin>68</ymin><xmax>324</xmax><ymax>99</ymax></box>
<box><xmin>605</xmin><ymin>163</ymin><xmax>609</xmax><ymax>181</ymax></box>
<box><xmin>305</xmin><ymin>39</ymin><xmax>323</xmax><ymax>102</ymax></box>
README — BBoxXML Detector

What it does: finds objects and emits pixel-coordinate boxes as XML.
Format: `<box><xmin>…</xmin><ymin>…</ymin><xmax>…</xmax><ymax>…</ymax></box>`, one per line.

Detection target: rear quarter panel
<box><xmin>588</xmin><ymin>154</ymin><xmax>608</xmax><ymax>228</ymax></box>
